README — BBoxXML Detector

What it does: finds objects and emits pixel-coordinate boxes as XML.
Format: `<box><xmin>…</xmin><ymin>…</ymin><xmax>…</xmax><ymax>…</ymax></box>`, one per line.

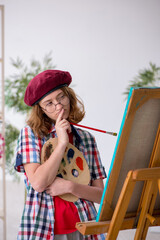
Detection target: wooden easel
<box><xmin>76</xmin><ymin>88</ymin><xmax>160</xmax><ymax>240</ymax></box>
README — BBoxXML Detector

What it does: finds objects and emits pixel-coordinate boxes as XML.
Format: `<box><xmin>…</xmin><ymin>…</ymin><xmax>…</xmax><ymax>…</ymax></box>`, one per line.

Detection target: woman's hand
<box><xmin>55</xmin><ymin>109</ymin><xmax>71</xmax><ymax>147</ymax></box>
<box><xmin>46</xmin><ymin>177</ymin><xmax>72</xmax><ymax>196</ymax></box>
<box><xmin>45</xmin><ymin>177</ymin><xmax>104</xmax><ymax>203</ymax></box>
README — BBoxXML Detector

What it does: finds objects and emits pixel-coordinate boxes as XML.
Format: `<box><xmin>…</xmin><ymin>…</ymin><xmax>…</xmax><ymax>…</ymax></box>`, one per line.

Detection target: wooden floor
<box><xmin>0</xmin><ymin>180</ymin><xmax>160</xmax><ymax>240</ymax></box>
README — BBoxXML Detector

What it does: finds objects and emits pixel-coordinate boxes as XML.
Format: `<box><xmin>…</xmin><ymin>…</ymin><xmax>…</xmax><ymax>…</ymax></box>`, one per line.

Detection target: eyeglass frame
<box><xmin>40</xmin><ymin>94</ymin><xmax>70</xmax><ymax>113</ymax></box>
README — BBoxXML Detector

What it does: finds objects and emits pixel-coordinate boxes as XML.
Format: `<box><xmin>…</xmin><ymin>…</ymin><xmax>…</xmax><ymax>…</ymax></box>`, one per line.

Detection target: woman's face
<box><xmin>39</xmin><ymin>89</ymin><xmax>70</xmax><ymax>121</ymax></box>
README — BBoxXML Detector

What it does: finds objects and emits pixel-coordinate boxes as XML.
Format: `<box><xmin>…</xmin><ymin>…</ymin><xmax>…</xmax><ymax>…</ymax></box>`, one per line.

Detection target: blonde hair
<box><xmin>26</xmin><ymin>86</ymin><xmax>85</xmax><ymax>137</ymax></box>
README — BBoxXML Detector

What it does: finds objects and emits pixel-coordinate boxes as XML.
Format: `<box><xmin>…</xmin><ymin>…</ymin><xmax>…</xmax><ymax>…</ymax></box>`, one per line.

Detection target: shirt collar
<box><xmin>71</xmin><ymin>124</ymin><xmax>82</xmax><ymax>143</ymax></box>
<box><xmin>49</xmin><ymin>124</ymin><xmax>56</xmax><ymax>133</ymax></box>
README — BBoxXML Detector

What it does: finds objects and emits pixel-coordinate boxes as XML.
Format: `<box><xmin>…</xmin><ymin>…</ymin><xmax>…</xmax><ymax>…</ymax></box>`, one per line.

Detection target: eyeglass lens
<box><xmin>45</xmin><ymin>95</ymin><xmax>69</xmax><ymax>113</ymax></box>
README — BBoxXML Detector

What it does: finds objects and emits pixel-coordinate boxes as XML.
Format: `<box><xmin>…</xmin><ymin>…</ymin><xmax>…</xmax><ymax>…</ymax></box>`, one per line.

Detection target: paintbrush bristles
<box><xmin>106</xmin><ymin>132</ymin><xmax>117</xmax><ymax>136</ymax></box>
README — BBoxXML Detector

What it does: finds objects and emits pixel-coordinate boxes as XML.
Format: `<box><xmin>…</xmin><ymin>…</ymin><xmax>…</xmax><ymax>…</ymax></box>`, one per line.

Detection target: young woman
<box><xmin>14</xmin><ymin>69</ymin><xmax>107</xmax><ymax>240</ymax></box>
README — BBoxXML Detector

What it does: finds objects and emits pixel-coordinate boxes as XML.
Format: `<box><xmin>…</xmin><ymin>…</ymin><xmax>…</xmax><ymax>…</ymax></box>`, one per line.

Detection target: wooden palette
<box><xmin>41</xmin><ymin>137</ymin><xmax>90</xmax><ymax>202</ymax></box>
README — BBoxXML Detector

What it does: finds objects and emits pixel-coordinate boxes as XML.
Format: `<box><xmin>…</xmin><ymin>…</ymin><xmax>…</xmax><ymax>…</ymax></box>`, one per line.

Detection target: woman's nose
<box><xmin>55</xmin><ymin>102</ymin><xmax>63</xmax><ymax>111</ymax></box>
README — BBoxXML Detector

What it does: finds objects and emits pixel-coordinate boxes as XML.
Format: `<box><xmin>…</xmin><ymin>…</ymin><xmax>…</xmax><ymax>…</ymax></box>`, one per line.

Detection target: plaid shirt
<box><xmin>15</xmin><ymin>124</ymin><xmax>107</xmax><ymax>240</ymax></box>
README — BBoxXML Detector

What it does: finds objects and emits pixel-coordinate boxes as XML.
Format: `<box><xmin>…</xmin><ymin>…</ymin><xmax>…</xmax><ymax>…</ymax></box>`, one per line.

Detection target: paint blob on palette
<box><xmin>67</xmin><ymin>148</ymin><xmax>74</xmax><ymax>163</ymax></box>
<box><xmin>41</xmin><ymin>138</ymin><xmax>90</xmax><ymax>202</ymax></box>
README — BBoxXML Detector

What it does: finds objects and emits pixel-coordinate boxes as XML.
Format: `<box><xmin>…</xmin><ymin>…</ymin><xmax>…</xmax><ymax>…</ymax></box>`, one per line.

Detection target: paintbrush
<box><xmin>70</xmin><ymin>122</ymin><xmax>117</xmax><ymax>136</ymax></box>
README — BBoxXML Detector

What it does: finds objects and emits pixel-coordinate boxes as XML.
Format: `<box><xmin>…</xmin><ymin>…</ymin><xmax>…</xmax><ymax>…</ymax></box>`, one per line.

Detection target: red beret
<box><xmin>24</xmin><ymin>69</ymin><xmax>72</xmax><ymax>106</ymax></box>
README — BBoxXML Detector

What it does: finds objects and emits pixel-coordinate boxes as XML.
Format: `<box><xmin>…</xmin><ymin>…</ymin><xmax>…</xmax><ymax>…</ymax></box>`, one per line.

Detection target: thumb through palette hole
<box><xmin>71</xmin><ymin>169</ymin><xmax>79</xmax><ymax>177</ymax></box>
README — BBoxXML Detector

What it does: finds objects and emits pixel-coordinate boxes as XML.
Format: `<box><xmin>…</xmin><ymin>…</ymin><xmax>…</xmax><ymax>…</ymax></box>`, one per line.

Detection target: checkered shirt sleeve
<box><xmin>14</xmin><ymin>126</ymin><xmax>42</xmax><ymax>173</ymax></box>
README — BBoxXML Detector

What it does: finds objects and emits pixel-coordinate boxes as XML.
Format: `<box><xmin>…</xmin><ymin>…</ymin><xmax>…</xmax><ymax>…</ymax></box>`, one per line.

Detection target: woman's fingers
<box><xmin>55</xmin><ymin>109</ymin><xmax>71</xmax><ymax>146</ymax></box>
<box><xmin>45</xmin><ymin>177</ymin><xmax>70</xmax><ymax>196</ymax></box>
<box><xmin>56</xmin><ymin>114</ymin><xmax>70</xmax><ymax>131</ymax></box>
<box><xmin>56</xmin><ymin>109</ymin><xmax>64</xmax><ymax>123</ymax></box>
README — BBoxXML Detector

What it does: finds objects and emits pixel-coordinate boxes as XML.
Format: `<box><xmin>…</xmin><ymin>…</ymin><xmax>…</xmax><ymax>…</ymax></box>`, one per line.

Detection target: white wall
<box><xmin>1</xmin><ymin>0</ymin><xmax>160</xmax><ymax>173</ymax></box>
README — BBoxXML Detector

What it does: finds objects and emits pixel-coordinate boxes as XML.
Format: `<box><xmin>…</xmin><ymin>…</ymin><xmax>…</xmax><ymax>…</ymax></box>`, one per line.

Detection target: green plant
<box><xmin>123</xmin><ymin>62</ymin><xmax>160</xmax><ymax>97</ymax></box>
<box><xmin>5</xmin><ymin>52</ymin><xmax>56</xmax><ymax>180</ymax></box>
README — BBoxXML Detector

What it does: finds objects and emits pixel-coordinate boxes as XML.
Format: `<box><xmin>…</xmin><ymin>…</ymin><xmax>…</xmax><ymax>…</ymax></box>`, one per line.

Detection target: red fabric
<box><xmin>54</xmin><ymin>131</ymin><xmax>80</xmax><ymax>234</ymax></box>
<box><xmin>54</xmin><ymin>196</ymin><xmax>80</xmax><ymax>234</ymax></box>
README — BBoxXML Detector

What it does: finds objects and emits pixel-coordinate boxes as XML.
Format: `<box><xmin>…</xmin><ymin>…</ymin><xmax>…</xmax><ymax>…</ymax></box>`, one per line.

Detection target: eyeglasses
<box><xmin>41</xmin><ymin>94</ymin><xmax>70</xmax><ymax>113</ymax></box>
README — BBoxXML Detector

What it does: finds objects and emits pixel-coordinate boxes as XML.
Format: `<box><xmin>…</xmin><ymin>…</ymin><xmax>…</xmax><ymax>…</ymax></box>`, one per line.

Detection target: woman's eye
<box><xmin>58</xmin><ymin>95</ymin><xmax>65</xmax><ymax>101</ymax></box>
<box><xmin>46</xmin><ymin>102</ymin><xmax>53</xmax><ymax>107</ymax></box>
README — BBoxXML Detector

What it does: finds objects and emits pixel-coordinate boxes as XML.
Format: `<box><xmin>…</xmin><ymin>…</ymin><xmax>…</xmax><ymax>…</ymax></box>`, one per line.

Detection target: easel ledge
<box><xmin>76</xmin><ymin>215</ymin><xmax>160</xmax><ymax>235</ymax></box>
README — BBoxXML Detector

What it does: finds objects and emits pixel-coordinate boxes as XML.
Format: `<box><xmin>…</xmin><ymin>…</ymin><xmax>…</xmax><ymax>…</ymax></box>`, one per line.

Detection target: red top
<box><xmin>54</xmin><ymin>131</ymin><xmax>80</xmax><ymax>234</ymax></box>
<box><xmin>54</xmin><ymin>196</ymin><xmax>80</xmax><ymax>234</ymax></box>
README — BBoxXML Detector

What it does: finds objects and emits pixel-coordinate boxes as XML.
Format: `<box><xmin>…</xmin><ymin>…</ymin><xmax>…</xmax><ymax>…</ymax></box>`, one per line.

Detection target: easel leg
<box><xmin>158</xmin><ymin>179</ymin><xmax>160</xmax><ymax>195</ymax></box>
<box><xmin>134</xmin><ymin>180</ymin><xmax>157</xmax><ymax>240</ymax></box>
<box><xmin>106</xmin><ymin>171</ymin><xmax>136</xmax><ymax>240</ymax></box>
<box><xmin>141</xmin><ymin>181</ymin><xmax>158</xmax><ymax>240</ymax></box>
